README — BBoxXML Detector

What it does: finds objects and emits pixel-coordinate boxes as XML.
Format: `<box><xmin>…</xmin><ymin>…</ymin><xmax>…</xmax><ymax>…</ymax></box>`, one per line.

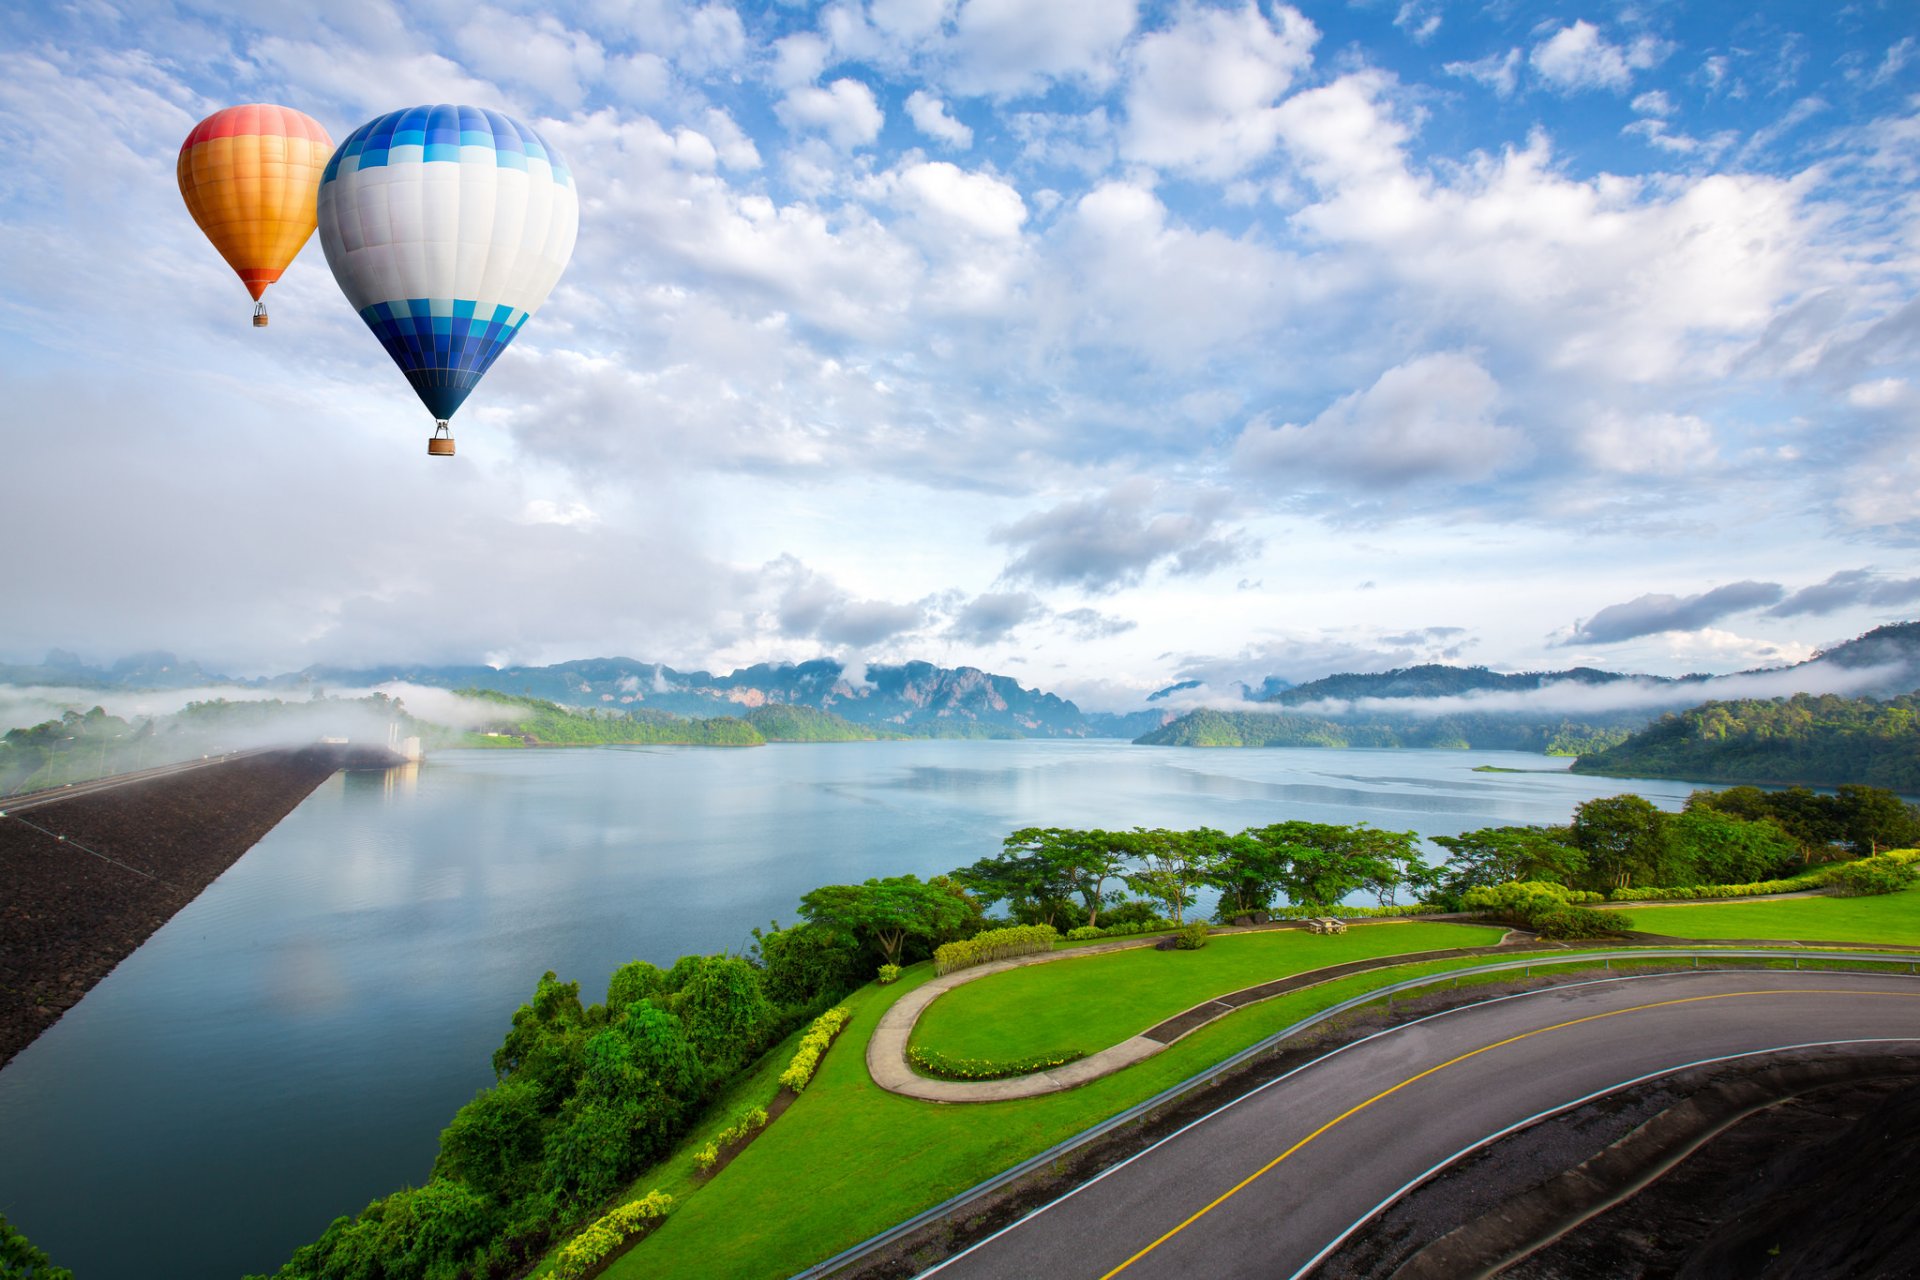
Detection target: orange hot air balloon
<box><xmin>177</xmin><ymin>104</ymin><xmax>334</xmax><ymax>327</ymax></box>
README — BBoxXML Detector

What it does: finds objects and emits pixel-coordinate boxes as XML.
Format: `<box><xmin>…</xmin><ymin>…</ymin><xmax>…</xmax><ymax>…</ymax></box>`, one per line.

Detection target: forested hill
<box><xmin>1571</xmin><ymin>692</ymin><xmax>1920</xmax><ymax>790</ymax></box>
<box><xmin>1134</xmin><ymin>708</ymin><xmax>1630</xmax><ymax>755</ymax></box>
<box><xmin>456</xmin><ymin>690</ymin><xmax>762</xmax><ymax>746</ymax></box>
<box><xmin>739</xmin><ymin>704</ymin><xmax>905</xmax><ymax>741</ymax></box>
<box><xmin>1264</xmin><ymin>663</ymin><xmax>1682</xmax><ymax>706</ymax></box>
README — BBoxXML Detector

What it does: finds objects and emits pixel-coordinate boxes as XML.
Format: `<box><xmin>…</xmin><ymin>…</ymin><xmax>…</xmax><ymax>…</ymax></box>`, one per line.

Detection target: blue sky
<box><xmin>0</xmin><ymin>0</ymin><xmax>1916</xmax><ymax>709</ymax></box>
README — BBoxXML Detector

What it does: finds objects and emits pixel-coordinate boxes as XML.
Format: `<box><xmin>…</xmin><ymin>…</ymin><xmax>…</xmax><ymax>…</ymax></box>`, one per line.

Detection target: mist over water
<box><xmin>0</xmin><ymin>742</ymin><xmax>1706</xmax><ymax>1279</ymax></box>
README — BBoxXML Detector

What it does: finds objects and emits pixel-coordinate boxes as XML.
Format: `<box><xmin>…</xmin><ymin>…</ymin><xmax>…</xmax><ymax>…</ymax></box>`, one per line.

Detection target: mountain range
<box><xmin>7</xmin><ymin>623</ymin><xmax>1920</xmax><ymax>744</ymax></box>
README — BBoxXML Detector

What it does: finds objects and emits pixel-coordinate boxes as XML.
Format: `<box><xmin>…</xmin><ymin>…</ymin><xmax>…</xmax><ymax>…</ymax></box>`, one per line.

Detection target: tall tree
<box><xmin>798</xmin><ymin>875</ymin><xmax>973</xmax><ymax>966</ymax></box>
<box><xmin>1121</xmin><ymin>827</ymin><xmax>1216</xmax><ymax>925</ymax></box>
<box><xmin>1570</xmin><ymin>795</ymin><xmax>1669</xmax><ymax>889</ymax></box>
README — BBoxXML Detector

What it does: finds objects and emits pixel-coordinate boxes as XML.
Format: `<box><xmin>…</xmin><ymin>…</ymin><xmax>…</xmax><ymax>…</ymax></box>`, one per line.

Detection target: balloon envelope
<box><xmin>177</xmin><ymin>104</ymin><xmax>333</xmax><ymax>304</ymax></box>
<box><xmin>315</xmin><ymin>104</ymin><xmax>579</xmax><ymax>424</ymax></box>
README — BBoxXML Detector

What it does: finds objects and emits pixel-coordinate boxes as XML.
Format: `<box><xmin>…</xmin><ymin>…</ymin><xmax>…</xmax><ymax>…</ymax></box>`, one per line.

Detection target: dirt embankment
<box><xmin>0</xmin><ymin>748</ymin><xmax>344</xmax><ymax>1070</ymax></box>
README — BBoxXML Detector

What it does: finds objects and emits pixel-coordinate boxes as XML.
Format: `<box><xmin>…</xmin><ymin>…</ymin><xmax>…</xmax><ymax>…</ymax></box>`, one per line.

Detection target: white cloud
<box><xmin>778</xmin><ymin>77</ymin><xmax>885</xmax><ymax>148</ymax></box>
<box><xmin>1576</xmin><ymin>410</ymin><xmax>1717</xmax><ymax>475</ymax></box>
<box><xmin>1443</xmin><ymin>48</ymin><xmax>1520</xmax><ymax>98</ymax></box>
<box><xmin>1235</xmin><ymin>352</ymin><xmax>1524</xmax><ymax>488</ymax></box>
<box><xmin>892</xmin><ymin>161</ymin><xmax>1027</xmax><ymax>238</ymax></box>
<box><xmin>905</xmin><ymin>88</ymin><xmax>973</xmax><ymax>148</ymax></box>
<box><xmin>1120</xmin><ymin>1</ymin><xmax>1318</xmax><ymax>179</ymax></box>
<box><xmin>948</xmin><ymin>0</ymin><xmax>1138</xmax><ymax>95</ymax></box>
<box><xmin>1529</xmin><ymin>20</ymin><xmax>1664</xmax><ymax>94</ymax></box>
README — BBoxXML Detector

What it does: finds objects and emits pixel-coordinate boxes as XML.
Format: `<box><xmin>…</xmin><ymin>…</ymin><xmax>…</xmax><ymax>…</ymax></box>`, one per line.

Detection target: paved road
<box><xmin>0</xmin><ymin>749</ymin><xmax>271</xmax><ymax>815</ymax></box>
<box><xmin>921</xmin><ymin>970</ymin><xmax>1920</xmax><ymax>1280</ymax></box>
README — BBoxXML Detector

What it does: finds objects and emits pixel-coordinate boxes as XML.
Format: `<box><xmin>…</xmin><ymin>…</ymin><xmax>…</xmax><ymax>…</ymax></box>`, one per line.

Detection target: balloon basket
<box><xmin>252</xmin><ymin>302</ymin><xmax>268</xmax><ymax>328</ymax></box>
<box><xmin>428</xmin><ymin>422</ymin><xmax>455</xmax><ymax>457</ymax></box>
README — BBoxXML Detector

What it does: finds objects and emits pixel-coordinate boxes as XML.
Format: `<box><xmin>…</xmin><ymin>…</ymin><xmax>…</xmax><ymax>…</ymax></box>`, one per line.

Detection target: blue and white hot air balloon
<box><xmin>316</xmin><ymin>105</ymin><xmax>579</xmax><ymax>457</ymax></box>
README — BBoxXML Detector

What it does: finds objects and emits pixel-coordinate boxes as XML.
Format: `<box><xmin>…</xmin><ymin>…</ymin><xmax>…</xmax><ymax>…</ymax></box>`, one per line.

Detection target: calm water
<box><xmin>0</xmin><ymin>742</ymin><xmax>1706</xmax><ymax>1278</ymax></box>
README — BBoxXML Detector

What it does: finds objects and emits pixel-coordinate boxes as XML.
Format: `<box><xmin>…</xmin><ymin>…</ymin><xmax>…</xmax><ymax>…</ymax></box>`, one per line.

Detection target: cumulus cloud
<box><xmin>1529</xmin><ymin>20</ymin><xmax>1664</xmax><ymax>94</ymax></box>
<box><xmin>1566</xmin><ymin>581</ymin><xmax>1787</xmax><ymax>645</ymax></box>
<box><xmin>992</xmin><ymin>482</ymin><xmax>1254</xmax><ymax>592</ymax></box>
<box><xmin>890</xmin><ymin>161</ymin><xmax>1027</xmax><ymax>238</ymax></box>
<box><xmin>1575</xmin><ymin>409</ymin><xmax>1716</xmax><ymax>475</ymax></box>
<box><xmin>1235</xmin><ymin>353</ymin><xmax>1524</xmax><ymax>490</ymax></box>
<box><xmin>947</xmin><ymin>591</ymin><xmax>1044</xmax><ymax>643</ymax></box>
<box><xmin>1768</xmin><ymin>569</ymin><xmax>1920</xmax><ymax>618</ymax></box>
<box><xmin>1120</xmin><ymin>1</ymin><xmax>1317</xmax><ymax>179</ymax></box>
<box><xmin>948</xmin><ymin>0</ymin><xmax>1138</xmax><ymax>95</ymax></box>
<box><xmin>905</xmin><ymin>89</ymin><xmax>973</xmax><ymax>147</ymax></box>
<box><xmin>778</xmin><ymin>78</ymin><xmax>884</xmax><ymax>148</ymax></box>
<box><xmin>766</xmin><ymin>557</ymin><xmax>928</xmax><ymax>647</ymax></box>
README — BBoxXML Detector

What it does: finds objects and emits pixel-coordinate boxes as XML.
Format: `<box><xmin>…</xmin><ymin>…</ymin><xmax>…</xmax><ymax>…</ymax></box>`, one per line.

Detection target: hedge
<box><xmin>1828</xmin><ymin>854</ymin><xmax>1920</xmax><ymax>897</ymax></box>
<box><xmin>1064</xmin><ymin>918</ymin><xmax>1175</xmax><ymax>941</ymax></box>
<box><xmin>907</xmin><ymin>1045</ymin><xmax>1087</xmax><ymax>1081</ymax></box>
<box><xmin>1607</xmin><ymin>872</ymin><xmax>1826</xmax><ymax>901</ymax></box>
<box><xmin>933</xmin><ymin>924</ymin><xmax>1059</xmax><ymax>976</ymax></box>
<box><xmin>552</xmin><ymin>1191</ymin><xmax>673</xmax><ymax>1280</ymax></box>
<box><xmin>692</xmin><ymin>1105</ymin><xmax>769</xmax><ymax>1173</ymax></box>
<box><xmin>1265</xmin><ymin>903</ymin><xmax>1460</xmax><ymax>919</ymax></box>
<box><xmin>778</xmin><ymin>1006</ymin><xmax>851</xmax><ymax>1093</ymax></box>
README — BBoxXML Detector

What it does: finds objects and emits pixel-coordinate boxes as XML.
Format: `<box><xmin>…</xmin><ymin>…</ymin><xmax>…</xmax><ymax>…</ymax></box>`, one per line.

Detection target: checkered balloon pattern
<box><xmin>316</xmin><ymin>105</ymin><xmax>579</xmax><ymax>423</ymax></box>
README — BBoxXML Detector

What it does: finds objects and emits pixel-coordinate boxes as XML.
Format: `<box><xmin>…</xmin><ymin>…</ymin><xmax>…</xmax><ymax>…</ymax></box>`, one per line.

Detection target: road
<box><xmin>0</xmin><ymin>749</ymin><xmax>273</xmax><ymax>815</ymax></box>
<box><xmin>920</xmin><ymin>969</ymin><xmax>1920</xmax><ymax>1280</ymax></box>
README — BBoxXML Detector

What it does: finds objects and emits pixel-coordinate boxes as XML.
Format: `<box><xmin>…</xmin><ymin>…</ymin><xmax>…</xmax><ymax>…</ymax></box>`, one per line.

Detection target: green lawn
<box><xmin>1620</xmin><ymin>886</ymin><xmax>1920</xmax><ymax>946</ymax></box>
<box><xmin>911</xmin><ymin>922</ymin><xmax>1504</xmax><ymax>1061</ymax></box>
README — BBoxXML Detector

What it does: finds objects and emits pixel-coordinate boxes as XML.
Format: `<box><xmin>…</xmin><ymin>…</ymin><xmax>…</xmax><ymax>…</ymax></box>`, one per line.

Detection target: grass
<box><xmin>1620</xmin><ymin>886</ymin><xmax>1920</xmax><ymax>946</ymax></box>
<box><xmin>912</xmin><ymin>921</ymin><xmax>1504</xmax><ymax>1061</ymax></box>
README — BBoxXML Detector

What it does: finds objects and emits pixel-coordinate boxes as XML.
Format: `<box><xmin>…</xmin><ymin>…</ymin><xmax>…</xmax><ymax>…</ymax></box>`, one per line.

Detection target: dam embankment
<box><xmin>0</xmin><ymin>745</ymin><xmax>397</xmax><ymax>1068</ymax></box>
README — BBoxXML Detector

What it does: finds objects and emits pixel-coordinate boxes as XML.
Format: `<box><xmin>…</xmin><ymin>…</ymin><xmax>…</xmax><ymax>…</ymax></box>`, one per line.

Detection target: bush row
<box><xmin>553</xmin><ymin>1191</ymin><xmax>672</xmax><ymax>1280</ymax></box>
<box><xmin>1263</xmin><ymin>903</ymin><xmax>1458</xmax><ymax>920</ymax></box>
<box><xmin>933</xmin><ymin>924</ymin><xmax>1059</xmax><ymax>975</ymax></box>
<box><xmin>691</xmin><ymin>1105</ymin><xmax>769</xmax><ymax>1173</ymax></box>
<box><xmin>1063</xmin><ymin>918</ymin><xmax>1176</xmax><ymax>941</ymax></box>
<box><xmin>1605</xmin><ymin>872</ymin><xmax>1827</xmax><ymax>901</ymax></box>
<box><xmin>779</xmin><ymin>1006</ymin><xmax>851</xmax><ymax>1094</ymax></box>
<box><xmin>907</xmin><ymin>1045</ymin><xmax>1088</xmax><ymax>1081</ymax></box>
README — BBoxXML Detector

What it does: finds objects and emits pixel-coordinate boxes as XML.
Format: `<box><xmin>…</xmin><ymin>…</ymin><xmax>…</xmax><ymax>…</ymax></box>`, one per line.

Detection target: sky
<box><xmin>0</xmin><ymin>0</ymin><xmax>1917</xmax><ymax>711</ymax></box>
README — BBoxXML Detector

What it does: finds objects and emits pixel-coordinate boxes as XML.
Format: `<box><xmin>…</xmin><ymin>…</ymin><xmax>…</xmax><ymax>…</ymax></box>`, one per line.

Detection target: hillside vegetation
<box><xmin>1572</xmin><ymin>692</ymin><xmax>1920</xmax><ymax>790</ymax></box>
<box><xmin>1135</xmin><ymin>707</ymin><xmax>1628</xmax><ymax>755</ymax></box>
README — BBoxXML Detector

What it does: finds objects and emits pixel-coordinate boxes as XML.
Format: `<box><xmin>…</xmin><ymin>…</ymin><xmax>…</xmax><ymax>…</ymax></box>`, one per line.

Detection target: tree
<box><xmin>1244</xmin><ymin>821</ymin><xmax>1376</xmax><ymax>910</ymax></box>
<box><xmin>1</xmin><ymin>1214</ymin><xmax>74</xmax><ymax>1280</ymax></box>
<box><xmin>1431</xmin><ymin>826</ymin><xmax>1587</xmax><ymax>901</ymax></box>
<box><xmin>674</xmin><ymin>955</ymin><xmax>773</xmax><ymax>1068</ymax></box>
<box><xmin>1341</xmin><ymin>825</ymin><xmax>1424</xmax><ymax>908</ymax></box>
<box><xmin>433</xmin><ymin>1079</ymin><xmax>545</xmax><ymax>1204</ymax></box>
<box><xmin>1666</xmin><ymin>808</ymin><xmax>1798</xmax><ymax>885</ymax></box>
<box><xmin>1206</xmin><ymin>830</ymin><xmax>1292</xmax><ymax>916</ymax></box>
<box><xmin>952</xmin><ymin>835</ymin><xmax>1074</xmax><ymax>926</ymax></box>
<box><xmin>1834</xmin><ymin>784</ymin><xmax>1920</xmax><ymax>856</ymax></box>
<box><xmin>1122</xmin><ymin>828</ymin><xmax>1216</xmax><ymax>925</ymax></box>
<box><xmin>490</xmin><ymin>971</ymin><xmax>589</xmax><ymax>1111</ymax></box>
<box><xmin>1569</xmin><ymin>795</ymin><xmax>1670</xmax><ymax>889</ymax></box>
<box><xmin>798</xmin><ymin>875</ymin><xmax>974</xmax><ymax>966</ymax></box>
<box><xmin>749</xmin><ymin>919</ymin><xmax>865</xmax><ymax>1006</ymax></box>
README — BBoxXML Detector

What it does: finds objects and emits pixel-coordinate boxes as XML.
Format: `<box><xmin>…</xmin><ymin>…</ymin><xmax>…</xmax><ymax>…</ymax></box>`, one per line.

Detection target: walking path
<box><xmin>867</xmin><ymin>923</ymin><xmax>1549</xmax><ymax>1103</ymax></box>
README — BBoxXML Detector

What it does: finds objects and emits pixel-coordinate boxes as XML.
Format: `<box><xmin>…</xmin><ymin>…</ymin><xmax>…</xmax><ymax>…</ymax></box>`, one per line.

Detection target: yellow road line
<box><xmin>1098</xmin><ymin>988</ymin><xmax>1920</xmax><ymax>1278</ymax></box>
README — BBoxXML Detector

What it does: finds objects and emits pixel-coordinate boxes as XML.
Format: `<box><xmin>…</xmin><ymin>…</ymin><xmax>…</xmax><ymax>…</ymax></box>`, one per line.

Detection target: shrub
<box><xmin>876</xmin><ymin>964</ymin><xmax>901</xmax><ymax>984</ymax></box>
<box><xmin>907</xmin><ymin>1045</ymin><xmax>1087</xmax><ymax>1081</ymax></box>
<box><xmin>933</xmin><ymin>924</ymin><xmax>1059</xmax><ymax>976</ymax></box>
<box><xmin>1828</xmin><ymin>855</ymin><xmax>1920</xmax><ymax>897</ymax></box>
<box><xmin>1065</xmin><ymin>925</ymin><xmax>1102</xmax><ymax>941</ymax></box>
<box><xmin>1530</xmin><ymin>905</ymin><xmax>1628</xmax><ymax>939</ymax></box>
<box><xmin>691</xmin><ymin>1141</ymin><xmax>719</xmax><ymax>1173</ymax></box>
<box><xmin>1265</xmin><ymin>903</ymin><xmax>1453</xmax><ymax>920</ymax></box>
<box><xmin>1608</xmin><ymin>871</ymin><xmax>1825</xmax><ymax>901</ymax></box>
<box><xmin>779</xmin><ymin>1006</ymin><xmax>851</xmax><ymax>1093</ymax></box>
<box><xmin>552</xmin><ymin>1191</ymin><xmax>672</xmax><ymax>1280</ymax></box>
<box><xmin>1174</xmin><ymin>922</ymin><xmax>1210</xmax><ymax>950</ymax></box>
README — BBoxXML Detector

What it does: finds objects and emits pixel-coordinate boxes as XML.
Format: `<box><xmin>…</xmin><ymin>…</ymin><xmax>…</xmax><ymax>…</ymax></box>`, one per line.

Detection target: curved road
<box><xmin>919</xmin><ymin>970</ymin><xmax>1920</xmax><ymax>1280</ymax></box>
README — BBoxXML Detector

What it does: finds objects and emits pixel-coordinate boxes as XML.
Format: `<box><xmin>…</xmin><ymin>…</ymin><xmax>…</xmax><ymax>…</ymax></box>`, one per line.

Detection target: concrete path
<box><xmin>867</xmin><ymin>922</ymin><xmax>1537</xmax><ymax>1103</ymax></box>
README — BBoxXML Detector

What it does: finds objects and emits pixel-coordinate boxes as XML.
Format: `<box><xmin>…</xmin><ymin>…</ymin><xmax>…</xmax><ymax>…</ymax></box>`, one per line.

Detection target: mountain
<box><xmin>1134</xmin><ymin>708</ymin><xmax>1632</xmax><ymax>755</ymax></box>
<box><xmin>1264</xmin><ymin>663</ymin><xmax>1698</xmax><ymax>706</ymax></box>
<box><xmin>1570</xmin><ymin>691</ymin><xmax>1920</xmax><ymax>790</ymax></box>
<box><xmin>293</xmin><ymin>657</ymin><xmax>1119</xmax><ymax>739</ymax></box>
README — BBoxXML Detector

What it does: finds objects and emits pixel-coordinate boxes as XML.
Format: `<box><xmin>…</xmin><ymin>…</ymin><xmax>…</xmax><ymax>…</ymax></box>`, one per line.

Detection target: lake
<box><xmin>0</xmin><ymin>741</ymin><xmax>1707</xmax><ymax>1278</ymax></box>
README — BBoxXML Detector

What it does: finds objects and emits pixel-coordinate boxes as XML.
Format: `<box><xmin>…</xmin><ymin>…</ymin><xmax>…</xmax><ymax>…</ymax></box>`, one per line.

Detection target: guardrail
<box><xmin>788</xmin><ymin>947</ymin><xmax>1920</xmax><ymax>1279</ymax></box>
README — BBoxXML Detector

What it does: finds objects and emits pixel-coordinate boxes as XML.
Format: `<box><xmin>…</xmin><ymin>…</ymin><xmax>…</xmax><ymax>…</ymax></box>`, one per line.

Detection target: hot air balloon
<box><xmin>315</xmin><ymin>105</ymin><xmax>579</xmax><ymax>457</ymax></box>
<box><xmin>177</xmin><ymin>104</ymin><xmax>334</xmax><ymax>326</ymax></box>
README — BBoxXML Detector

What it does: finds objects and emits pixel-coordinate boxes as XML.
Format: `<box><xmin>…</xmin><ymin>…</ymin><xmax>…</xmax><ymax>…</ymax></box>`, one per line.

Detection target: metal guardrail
<box><xmin>787</xmin><ymin>947</ymin><xmax>1920</xmax><ymax>1279</ymax></box>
